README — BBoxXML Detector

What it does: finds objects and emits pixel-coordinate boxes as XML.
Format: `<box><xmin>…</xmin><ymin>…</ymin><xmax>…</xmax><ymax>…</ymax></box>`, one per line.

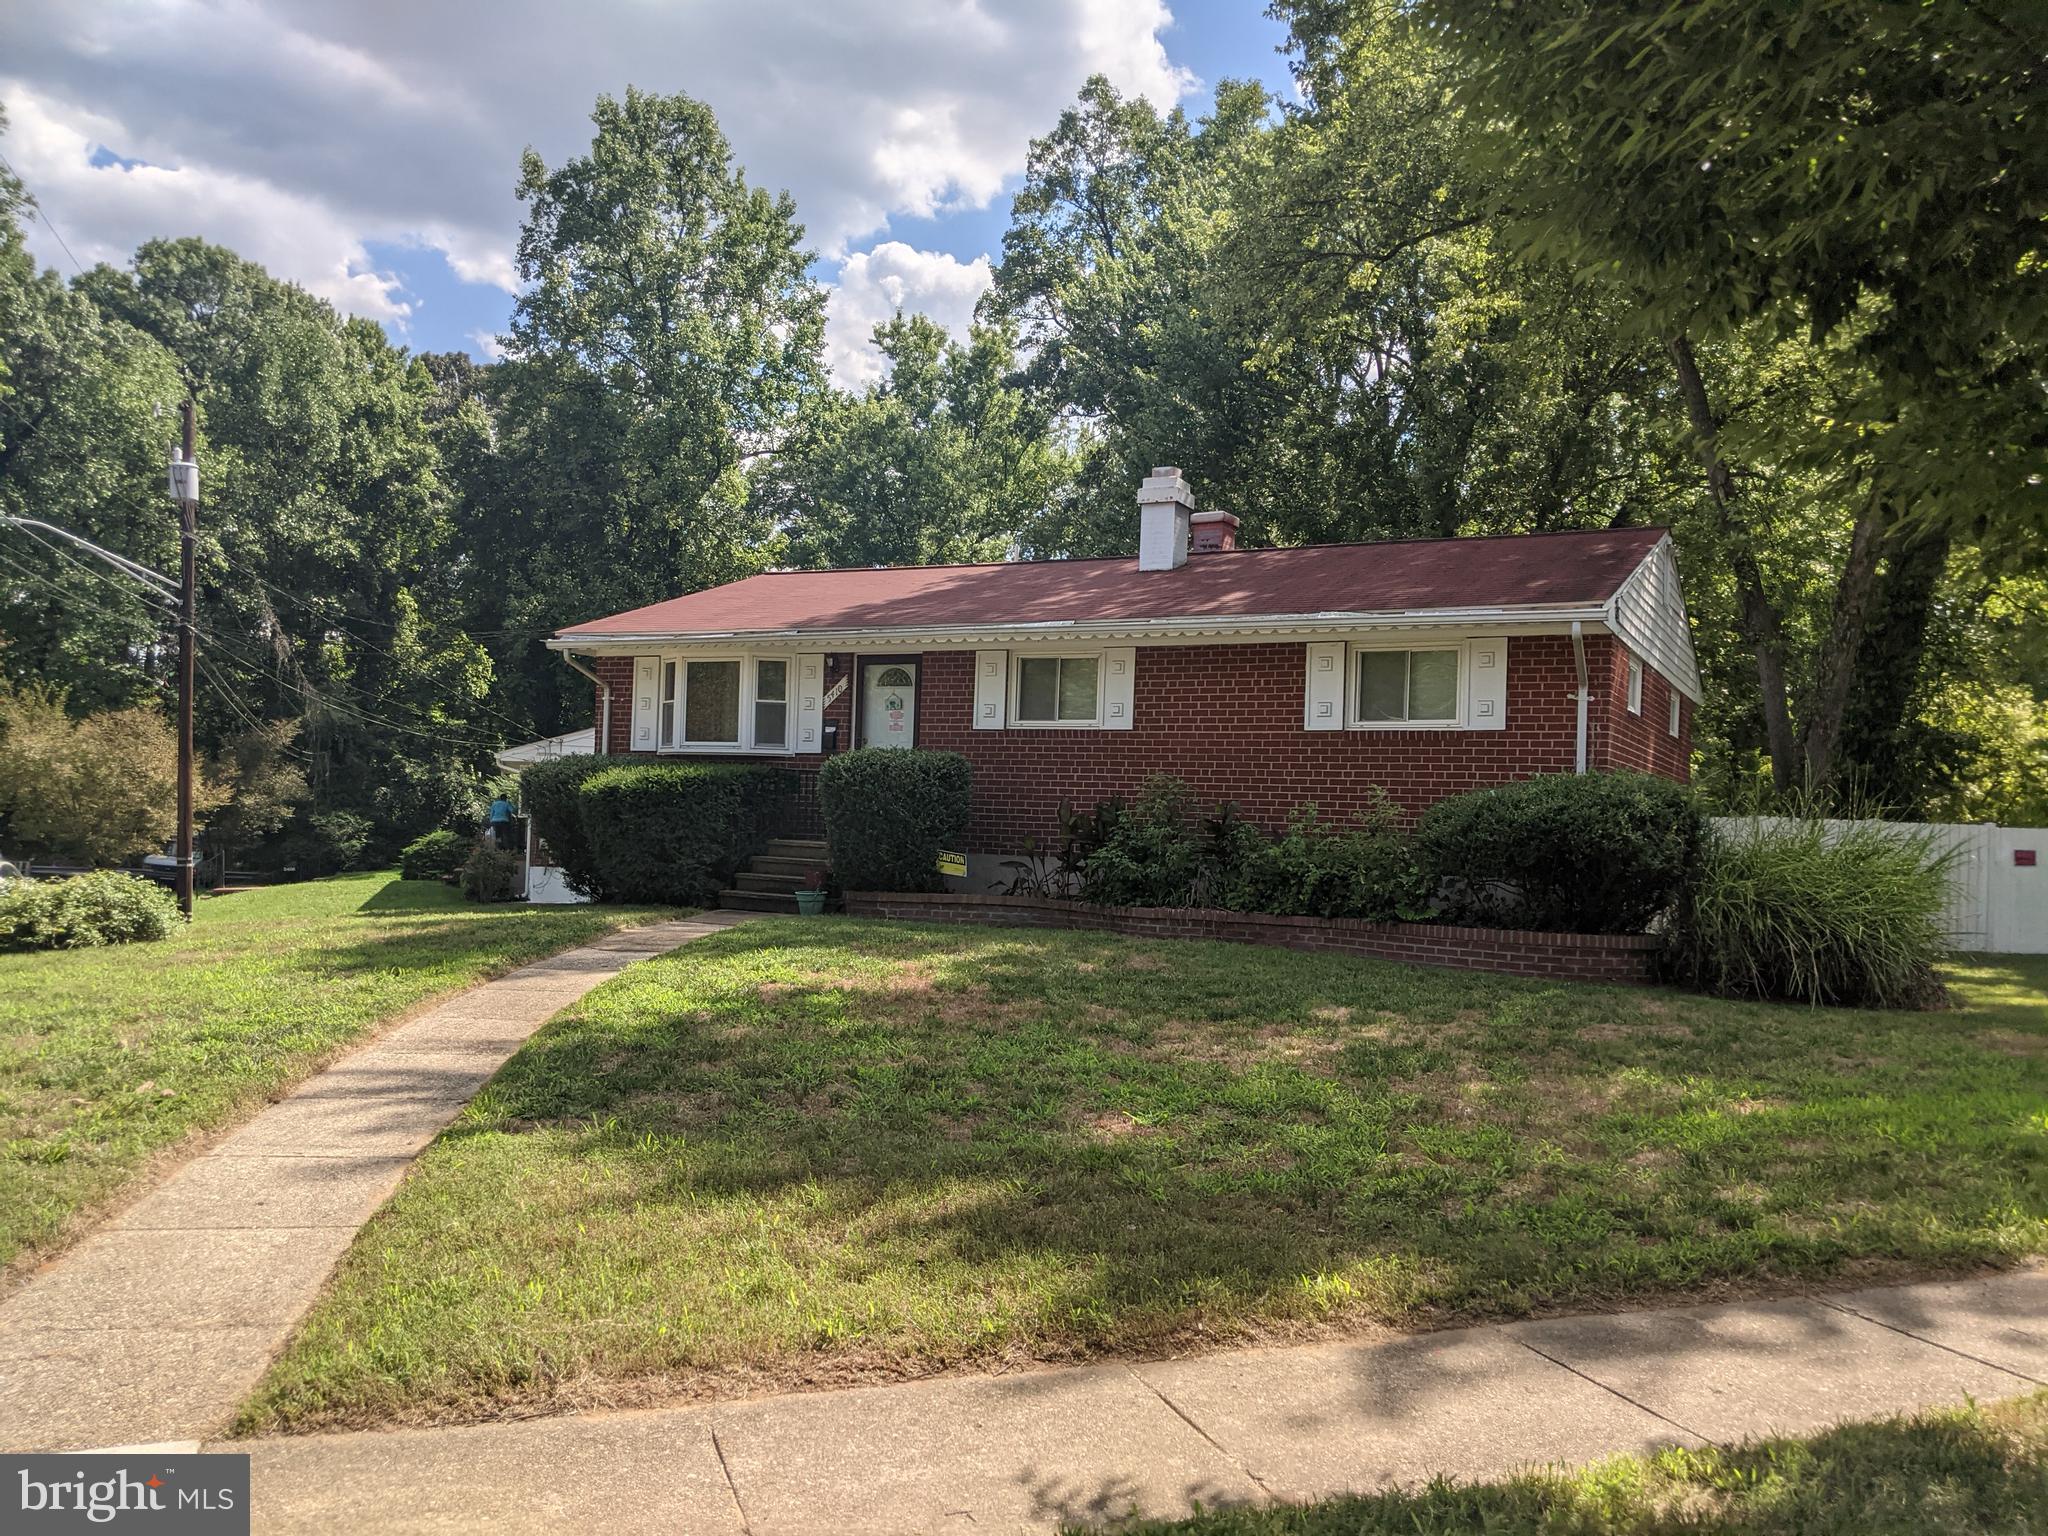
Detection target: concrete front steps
<box><xmin>718</xmin><ymin>838</ymin><xmax>829</xmax><ymax>914</ymax></box>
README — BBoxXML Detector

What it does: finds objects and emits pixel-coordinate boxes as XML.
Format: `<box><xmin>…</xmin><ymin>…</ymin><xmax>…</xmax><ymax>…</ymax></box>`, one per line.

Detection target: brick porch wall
<box><xmin>841</xmin><ymin>892</ymin><xmax>1664</xmax><ymax>985</ymax></box>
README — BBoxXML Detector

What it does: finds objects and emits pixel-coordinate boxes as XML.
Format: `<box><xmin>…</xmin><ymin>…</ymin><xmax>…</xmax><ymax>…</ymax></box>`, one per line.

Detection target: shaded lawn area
<box><xmin>1091</xmin><ymin>1391</ymin><xmax>2048</xmax><ymax>1536</ymax></box>
<box><xmin>0</xmin><ymin>872</ymin><xmax>677</xmax><ymax>1278</ymax></box>
<box><xmin>241</xmin><ymin>921</ymin><xmax>2048</xmax><ymax>1433</ymax></box>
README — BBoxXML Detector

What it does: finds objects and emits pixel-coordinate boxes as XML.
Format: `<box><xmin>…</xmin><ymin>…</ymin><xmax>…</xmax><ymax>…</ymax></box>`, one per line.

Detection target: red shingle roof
<box><xmin>557</xmin><ymin>527</ymin><xmax>1668</xmax><ymax>639</ymax></box>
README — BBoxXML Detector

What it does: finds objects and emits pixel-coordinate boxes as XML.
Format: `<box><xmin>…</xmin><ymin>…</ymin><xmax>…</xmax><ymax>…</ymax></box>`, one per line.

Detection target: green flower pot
<box><xmin>794</xmin><ymin>889</ymin><xmax>827</xmax><ymax>916</ymax></box>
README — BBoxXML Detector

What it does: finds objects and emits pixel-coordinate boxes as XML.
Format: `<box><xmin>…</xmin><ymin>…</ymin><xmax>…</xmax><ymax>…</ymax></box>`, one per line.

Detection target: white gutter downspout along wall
<box><xmin>562</xmin><ymin>654</ymin><xmax>611</xmax><ymax>755</ymax></box>
<box><xmin>1570</xmin><ymin>620</ymin><xmax>1589</xmax><ymax>774</ymax></box>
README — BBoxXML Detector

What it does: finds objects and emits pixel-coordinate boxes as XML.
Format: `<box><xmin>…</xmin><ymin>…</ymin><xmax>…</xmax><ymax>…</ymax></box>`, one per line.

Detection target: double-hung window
<box><xmin>1354</xmin><ymin>647</ymin><xmax>1460</xmax><ymax>726</ymax></box>
<box><xmin>1013</xmin><ymin>654</ymin><xmax>1100</xmax><ymax>726</ymax></box>
<box><xmin>753</xmin><ymin>659</ymin><xmax>788</xmax><ymax>749</ymax></box>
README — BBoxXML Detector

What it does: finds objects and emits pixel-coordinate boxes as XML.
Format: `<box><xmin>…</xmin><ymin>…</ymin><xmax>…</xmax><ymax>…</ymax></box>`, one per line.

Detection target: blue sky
<box><xmin>2</xmin><ymin>1</ymin><xmax>1294</xmax><ymax>380</ymax></box>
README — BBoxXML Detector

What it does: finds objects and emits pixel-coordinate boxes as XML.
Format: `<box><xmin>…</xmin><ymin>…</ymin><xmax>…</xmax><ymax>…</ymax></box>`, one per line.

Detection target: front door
<box><xmin>861</xmin><ymin>662</ymin><xmax>917</xmax><ymax>749</ymax></box>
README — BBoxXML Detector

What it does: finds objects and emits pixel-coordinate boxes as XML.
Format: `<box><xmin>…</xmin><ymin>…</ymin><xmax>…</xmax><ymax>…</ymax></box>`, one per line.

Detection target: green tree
<box><xmin>759</xmin><ymin>315</ymin><xmax>1068</xmax><ymax>569</ymax></box>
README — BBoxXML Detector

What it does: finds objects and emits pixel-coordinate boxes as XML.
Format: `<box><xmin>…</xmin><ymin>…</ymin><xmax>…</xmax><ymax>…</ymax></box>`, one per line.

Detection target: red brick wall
<box><xmin>1601</xmin><ymin>642</ymin><xmax>1693</xmax><ymax>782</ymax></box>
<box><xmin>842</xmin><ymin>892</ymin><xmax>1664</xmax><ymax>986</ymax></box>
<box><xmin>587</xmin><ymin>634</ymin><xmax>1690</xmax><ymax>853</ymax></box>
<box><xmin>919</xmin><ymin>636</ymin><xmax>1610</xmax><ymax>852</ymax></box>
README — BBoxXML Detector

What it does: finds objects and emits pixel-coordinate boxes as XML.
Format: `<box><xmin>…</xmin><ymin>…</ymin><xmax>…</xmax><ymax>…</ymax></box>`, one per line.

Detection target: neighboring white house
<box><xmin>494</xmin><ymin>728</ymin><xmax>596</xmax><ymax>904</ymax></box>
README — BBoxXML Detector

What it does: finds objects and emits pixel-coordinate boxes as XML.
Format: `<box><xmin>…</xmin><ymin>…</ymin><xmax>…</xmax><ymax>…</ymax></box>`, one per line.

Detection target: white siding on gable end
<box><xmin>1606</xmin><ymin>536</ymin><xmax>1702</xmax><ymax>702</ymax></box>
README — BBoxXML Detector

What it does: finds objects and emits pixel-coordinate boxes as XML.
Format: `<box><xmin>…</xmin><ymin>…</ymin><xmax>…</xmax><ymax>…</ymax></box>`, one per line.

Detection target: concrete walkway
<box><xmin>229</xmin><ymin>1265</ymin><xmax>2047</xmax><ymax>1535</ymax></box>
<box><xmin>0</xmin><ymin>913</ymin><xmax>754</xmax><ymax>1455</ymax></box>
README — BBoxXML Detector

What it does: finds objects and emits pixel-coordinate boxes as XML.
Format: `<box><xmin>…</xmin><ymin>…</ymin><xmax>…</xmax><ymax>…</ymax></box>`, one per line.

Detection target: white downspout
<box><xmin>1570</xmin><ymin>621</ymin><xmax>1589</xmax><ymax>775</ymax></box>
<box><xmin>562</xmin><ymin>653</ymin><xmax>610</xmax><ymax>755</ymax></box>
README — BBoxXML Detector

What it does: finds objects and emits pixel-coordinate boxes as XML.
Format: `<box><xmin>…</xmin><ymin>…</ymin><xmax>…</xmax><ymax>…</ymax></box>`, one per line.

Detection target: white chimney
<box><xmin>1137</xmin><ymin>466</ymin><xmax>1195</xmax><ymax>571</ymax></box>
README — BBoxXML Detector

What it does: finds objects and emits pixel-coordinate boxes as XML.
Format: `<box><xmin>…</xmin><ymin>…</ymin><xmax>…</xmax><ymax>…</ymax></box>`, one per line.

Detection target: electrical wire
<box><xmin>0</xmin><ymin>152</ymin><xmax>88</xmax><ymax>278</ymax></box>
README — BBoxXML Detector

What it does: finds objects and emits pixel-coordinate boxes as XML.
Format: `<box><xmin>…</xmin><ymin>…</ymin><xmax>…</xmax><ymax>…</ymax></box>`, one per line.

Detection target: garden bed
<box><xmin>842</xmin><ymin>891</ymin><xmax>1663</xmax><ymax>984</ymax></box>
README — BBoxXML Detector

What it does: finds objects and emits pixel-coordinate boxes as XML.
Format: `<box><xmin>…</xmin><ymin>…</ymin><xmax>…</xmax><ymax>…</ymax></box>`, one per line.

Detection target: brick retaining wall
<box><xmin>841</xmin><ymin>892</ymin><xmax>1663</xmax><ymax>985</ymax></box>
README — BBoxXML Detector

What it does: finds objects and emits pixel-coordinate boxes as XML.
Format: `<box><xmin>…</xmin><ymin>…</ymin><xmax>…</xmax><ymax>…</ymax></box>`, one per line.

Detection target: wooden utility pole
<box><xmin>174</xmin><ymin>400</ymin><xmax>198</xmax><ymax>919</ymax></box>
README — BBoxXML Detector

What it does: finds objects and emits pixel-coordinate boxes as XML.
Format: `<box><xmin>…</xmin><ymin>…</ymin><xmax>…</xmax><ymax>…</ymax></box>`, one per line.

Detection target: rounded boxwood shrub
<box><xmin>399</xmin><ymin>828</ymin><xmax>472</xmax><ymax>882</ymax></box>
<box><xmin>818</xmin><ymin>748</ymin><xmax>972</xmax><ymax>893</ymax></box>
<box><xmin>1415</xmin><ymin>771</ymin><xmax>1706</xmax><ymax>933</ymax></box>
<box><xmin>520</xmin><ymin>755</ymin><xmax>615</xmax><ymax>899</ymax></box>
<box><xmin>580</xmin><ymin>761</ymin><xmax>794</xmax><ymax>904</ymax></box>
<box><xmin>0</xmin><ymin>871</ymin><xmax>180</xmax><ymax>951</ymax></box>
<box><xmin>1665</xmin><ymin>818</ymin><xmax>1951</xmax><ymax>1008</ymax></box>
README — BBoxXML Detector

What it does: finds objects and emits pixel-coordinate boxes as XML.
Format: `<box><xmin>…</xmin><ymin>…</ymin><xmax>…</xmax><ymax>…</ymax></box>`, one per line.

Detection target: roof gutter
<box><xmin>547</xmin><ymin>602</ymin><xmax>1619</xmax><ymax>655</ymax></box>
<box><xmin>1571</xmin><ymin>620</ymin><xmax>1589</xmax><ymax>775</ymax></box>
<box><xmin>559</xmin><ymin>653</ymin><xmax>610</xmax><ymax>756</ymax></box>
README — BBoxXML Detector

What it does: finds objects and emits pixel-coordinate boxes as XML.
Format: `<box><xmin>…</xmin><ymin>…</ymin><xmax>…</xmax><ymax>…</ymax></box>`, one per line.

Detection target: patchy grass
<box><xmin>239</xmin><ymin>924</ymin><xmax>2048</xmax><ymax>1433</ymax></box>
<box><xmin>1092</xmin><ymin>1391</ymin><xmax>2048</xmax><ymax>1536</ymax></box>
<box><xmin>0</xmin><ymin>872</ymin><xmax>677</xmax><ymax>1278</ymax></box>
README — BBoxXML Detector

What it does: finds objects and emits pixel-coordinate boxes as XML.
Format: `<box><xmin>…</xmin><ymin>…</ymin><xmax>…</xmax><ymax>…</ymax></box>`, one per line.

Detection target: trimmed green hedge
<box><xmin>580</xmin><ymin>761</ymin><xmax>794</xmax><ymax>905</ymax></box>
<box><xmin>520</xmin><ymin>756</ymin><xmax>614</xmax><ymax>899</ymax></box>
<box><xmin>0</xmin><ymin>871</ymin><xmax>180</xmax><ymax>951</ymax></box>
<box><xmin>819</xmin><ymin>748</ymin><xmax>972</xmax><ymax>893</ymax></box>
<box><xmin>398</xmin><ymin>829</ymin><xmax>472</xmax><ymax>882</ymax></box>
<box><xmin>1414</xmin><ymin>772</ymin><xmax>1706</xmax><ymax>934</ymax></box>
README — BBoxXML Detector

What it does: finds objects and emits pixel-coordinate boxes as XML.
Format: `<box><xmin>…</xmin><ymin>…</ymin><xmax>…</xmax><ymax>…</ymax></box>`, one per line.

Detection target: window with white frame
<box><xmin>1354</xmin><ymin>646</ymin><xmax>1461</xmax><ymax>726</ymax></box>
<box><xmin>1012</xmin><ymin>654</ymin><xmax>1101</xmax><ymax>726</ymax></box>
<box><xmin>657</xmin><ymin>653</ymin><xmax>791</xmax><ymax>751</ymax></box>
<box><xmin>1668</xmin><ymin>690</ymin><xmax>1681</xmax><ymax>737</ymax></box>
<box><xmin>1626</xmin><ymin>654</ymin><xmax>1644</xmax><ymax>714</ymax></box>
<box><xmin>753</xmin><ymin>659</ymin><xmax>788</xmax><ymax>749</ymax></box>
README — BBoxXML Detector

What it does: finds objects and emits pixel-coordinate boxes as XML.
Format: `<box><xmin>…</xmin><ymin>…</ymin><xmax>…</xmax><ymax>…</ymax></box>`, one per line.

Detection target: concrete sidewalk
<box><xmin>232</xmin><ymin>1266</ymin><xmax>2046</xmax><ymax>1535</ymax></box>
<box><xmin>0</xmin><ymin>913</ymin><xmax>754</xmax><ymax>1455</ymax></box>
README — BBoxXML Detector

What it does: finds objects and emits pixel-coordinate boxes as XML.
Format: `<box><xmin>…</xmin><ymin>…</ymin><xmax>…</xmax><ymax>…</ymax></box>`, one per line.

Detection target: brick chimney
<box><xmin>1137</xmin><ymin>467</ymin><xmax>1195</xmax><ymax>571</ymax></box>
<box><xmin>1188</xmin><ymin>510</ymin><xmax>1239</xmax><ymax>553</ymax></box>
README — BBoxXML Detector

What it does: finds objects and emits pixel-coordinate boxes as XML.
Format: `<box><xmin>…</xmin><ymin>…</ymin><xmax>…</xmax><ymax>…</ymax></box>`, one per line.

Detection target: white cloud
<box><xmin>826</xmin><ymin>242</ymin><xmax>994</xmax><ymax>385</ymax></box>
<box><xmin>2</xmin><ymin>86</ymin><xmax>412</xmax><ymax>323</ymax></box>
<box><xmin>0</xmin><ymin>0</ymin><xmax>1198</xmax><ymax>339</ymax></box>
<box><xmin>468</xmin><ymin>328</ymin><xmax>506</xmax><ymax>362</ymax></box>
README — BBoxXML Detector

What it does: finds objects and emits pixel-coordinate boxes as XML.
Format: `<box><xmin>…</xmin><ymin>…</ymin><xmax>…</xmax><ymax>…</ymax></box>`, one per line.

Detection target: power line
<box><xmin>0</xmin><ymin>152</ymin><xmax>89</xmax><ymax>278</ymax></box>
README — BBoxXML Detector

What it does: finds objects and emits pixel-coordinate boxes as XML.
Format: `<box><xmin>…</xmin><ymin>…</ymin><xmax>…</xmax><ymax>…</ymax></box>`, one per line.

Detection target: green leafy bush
<box><xmin>818</xmin><ymin>749</ymin><xmax>972</xmax><ymax>892</ymax></box>
<box><xmin>1218</xmin><ymin>794</ymin><xmax>1431</xmax><ymax>921</ymax></box>
<box><xmin>1079</xmin><ymin>776</ymin><xmax>1211</xmax><ymax>907</ymax></box>
<box><xmin>399</xmin><ymin>829</ymin><xmax>472</xmax><ymax>882</ymax></box>
<box><xmin>1666</xmin><ymin>818</ymin><xmax>1952</xmax><ymax>1008</ymax></box>
<box><xmin>580</xmin><ymin>761</ymin><xmax>793</xmax><ymax>904</ymax></box>
<box><xmin>1416</xmin><ymin>772</ymin><xmax>1705</xmax><ymax>933</ymax></box>
<box><xmin>458</xmin><ymin>842</ymin><xmax>521</xmax><ymax>904</ymax></box>
<box><xmin>521</xmin><ymin>756</ymin><xmax>614</xmax><ymax>898</ymax></box>
<box><xmin>0</xmin><ymin>871</ymin><xmax>180</xmax><ymax>951</ymax></box>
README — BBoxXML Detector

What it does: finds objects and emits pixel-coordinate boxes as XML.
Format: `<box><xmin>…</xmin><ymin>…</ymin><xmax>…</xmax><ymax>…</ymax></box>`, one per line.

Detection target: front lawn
<box><xmin>241</xmin><ymin>922</ymin><xmax>2048</xmax><ymax>1433</ymax></box>
<box><xmin>1095</xmin><ymin>1391</ymin><xmax>2048</xmax><ymax>1536</ymax></box>
<box><xmin>0</xmin><ymin>872</ymin><xmax>677</xmax><ymax>1279</ymax></box>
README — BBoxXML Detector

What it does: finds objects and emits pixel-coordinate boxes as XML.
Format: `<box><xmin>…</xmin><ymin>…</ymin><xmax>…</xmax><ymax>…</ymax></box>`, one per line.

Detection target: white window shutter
<box><xmin>795</xmin><ymin>655</ymin><xmax>825</xmax><ymax>751</ymax></box>
<box><xmin>1101</xmin><ymin>646</ymin><xmax>1136</xmax><ymax>729</ymax></box>
<box><xmin>973</xmin><ymin>649</ymin><xmax>1007</xmax><ymax>730</ymax></box>
<box><xmin>630</xmin><ymin>657</ymin><xmax>659</xmax><ymax>751</ymax></box>
<box><xmin>1467</xmin><ymin>638</ymin><xmax>1508</xmax><ymax>730</ymax></box>
<box><xmin>1304</xmin><ymin>641</ymin><xmax>1345</xmax><ymax>729</ymax></box>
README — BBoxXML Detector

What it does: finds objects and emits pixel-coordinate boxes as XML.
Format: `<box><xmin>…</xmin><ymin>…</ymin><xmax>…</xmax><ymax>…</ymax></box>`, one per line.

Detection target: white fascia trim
<box><xmin>548</xmin><ymin>603</ymin><xmax>1618</xmax><ymax>656</ymax></box>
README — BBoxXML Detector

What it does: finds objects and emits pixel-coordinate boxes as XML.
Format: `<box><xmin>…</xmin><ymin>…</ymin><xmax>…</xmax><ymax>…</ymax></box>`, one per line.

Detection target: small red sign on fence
<box><xmin>2017</xmin><ymin>849</ymin><xmax>2038</xmax><ymax>867</ymax></box>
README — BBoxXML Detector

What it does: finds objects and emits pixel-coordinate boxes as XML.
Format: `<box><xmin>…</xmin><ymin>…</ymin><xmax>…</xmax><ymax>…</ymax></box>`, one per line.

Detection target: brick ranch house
<box><xmin>548</xmin><ymin>469</ymin><xmax>1701</xmax><ymax>888</ymax></box>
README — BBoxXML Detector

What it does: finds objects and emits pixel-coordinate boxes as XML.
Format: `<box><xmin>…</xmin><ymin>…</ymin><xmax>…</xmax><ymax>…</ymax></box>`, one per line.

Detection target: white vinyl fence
<box><xmin>1711</xmin><ymin>818</ymin><xmax>2046</xmax><ymax>955</ymax></box>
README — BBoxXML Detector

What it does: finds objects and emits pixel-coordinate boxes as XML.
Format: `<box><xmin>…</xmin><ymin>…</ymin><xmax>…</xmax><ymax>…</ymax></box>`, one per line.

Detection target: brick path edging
<box><xmin>841</xmin><ymin>891</ymin><xmax>1663</xmax><ymax>984</ymax></box>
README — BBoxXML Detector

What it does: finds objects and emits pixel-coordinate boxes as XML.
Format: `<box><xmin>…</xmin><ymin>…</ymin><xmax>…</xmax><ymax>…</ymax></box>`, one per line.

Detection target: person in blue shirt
<box><xmin>488</xmin><ymin>793</ymin><xmax>516</xmax><ymax>850</ymax></box>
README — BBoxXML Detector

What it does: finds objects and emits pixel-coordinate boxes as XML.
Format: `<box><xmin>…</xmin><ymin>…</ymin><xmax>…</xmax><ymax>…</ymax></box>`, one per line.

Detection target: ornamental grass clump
<box><xmin>1667</xmin><ymin>817</ymin><xmax>1953</xmax><ymax>1009</ymax></box>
